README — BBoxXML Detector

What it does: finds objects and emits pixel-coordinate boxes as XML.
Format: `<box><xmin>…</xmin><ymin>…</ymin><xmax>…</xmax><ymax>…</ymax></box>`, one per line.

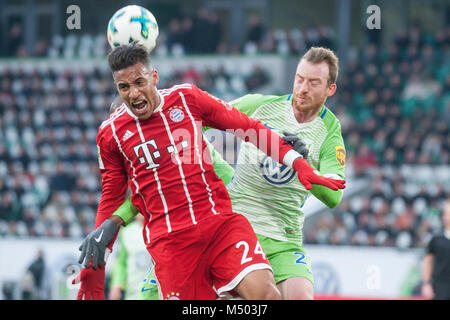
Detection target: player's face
<box><xmin>292</xmin><ymin>59</ymin><xmax>336</xmax><ymax>113</ymax></box>
<box><xmin>114</xmin><ymin>62</ymin><xmax>160</xmax><ymax>121</ymax></box>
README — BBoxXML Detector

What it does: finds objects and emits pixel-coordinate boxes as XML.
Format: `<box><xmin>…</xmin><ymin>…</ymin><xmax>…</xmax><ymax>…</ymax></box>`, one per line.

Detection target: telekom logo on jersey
<box><xmin>133</xmin><ymin>139</ymin><xmax>161</xmax><ymax>169</ymax></box>
<box><xmin>130</xmin><ymin>120</ymin><xmax>283</xmax><ymax>168</ymax></box>
<box><xmin>133</xmin><ymin>138</ymin><xmax>190</xmax><ymax>169</ymax></box>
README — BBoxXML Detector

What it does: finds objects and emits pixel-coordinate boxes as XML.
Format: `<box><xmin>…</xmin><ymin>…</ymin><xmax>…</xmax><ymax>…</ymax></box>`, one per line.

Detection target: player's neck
<box><xmin>292</xmin><ymin>106</ymin><xmax>321</xmax><ymax>124</ymax></box>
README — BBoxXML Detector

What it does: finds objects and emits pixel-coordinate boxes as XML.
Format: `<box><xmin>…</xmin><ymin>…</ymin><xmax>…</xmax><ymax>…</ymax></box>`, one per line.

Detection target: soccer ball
<box><xmin>107</xmin><ymin>5</ymin><xmax>159</xmax><ymax>52</ymax></box>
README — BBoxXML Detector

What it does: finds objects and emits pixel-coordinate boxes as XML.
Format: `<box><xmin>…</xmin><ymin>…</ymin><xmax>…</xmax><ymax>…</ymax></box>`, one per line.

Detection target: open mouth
<box><xmin>131</xmin><ymin>100</ymin><xmax>148</xmax><ymax>114</ymax></box>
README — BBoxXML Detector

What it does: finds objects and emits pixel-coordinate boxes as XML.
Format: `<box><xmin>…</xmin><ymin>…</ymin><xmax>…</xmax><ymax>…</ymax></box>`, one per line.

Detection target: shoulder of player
<box><xmin>433</xmin><ymin>234</ymin><xmax>449</xmax><ymax>242</ymax></box>
<box><xmin>96</xmin><ymin>122</ymin><xmax>114</xmax><ymax>147</ymax></box>
<box><xmin>97</xmin><ymin>104</ymin><xmax>131</xmax><ymax>144</ymax></box>
<box><xmin>320</xmin><ymin>105</ymin><xmax>343</xmax><ymax>134</ymax></box>
<box><xmin>231</xmin><ymin>93</ymin><xmax>285</xmax><ymax>106</ymax></box>
<box><xmin>99</xmin><ymin>104</ymin><xmax>128</xmax><ymax>128</ymax></box>
<box><xmin>159</xmin><ymin>83</ymin><xmax>234</xmax><ymax>114</ymax></box>
<box><xmin>158</xmin><ymin>82</ymin><xmax>196</xmax><ymax>99</ymax></box>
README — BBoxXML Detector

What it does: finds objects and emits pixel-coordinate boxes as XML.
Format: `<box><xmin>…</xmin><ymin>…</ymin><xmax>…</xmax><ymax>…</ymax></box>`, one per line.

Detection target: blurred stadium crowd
<box><xmin>0</xmin><ymin>17</ymin><xmax>449</xmax><ymax>252</ymax></box>
<box><xmin>5</xmin><ymin>9</ymin><xmax>335</xmax><ymax>58</ymax></box>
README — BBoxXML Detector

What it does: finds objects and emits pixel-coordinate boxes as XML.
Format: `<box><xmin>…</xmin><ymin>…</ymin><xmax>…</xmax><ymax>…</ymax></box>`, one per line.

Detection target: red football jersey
<box><xmin>96</xmin><ymin>83</ymin><xmax>299</xmax><ymax>244</ymax></box>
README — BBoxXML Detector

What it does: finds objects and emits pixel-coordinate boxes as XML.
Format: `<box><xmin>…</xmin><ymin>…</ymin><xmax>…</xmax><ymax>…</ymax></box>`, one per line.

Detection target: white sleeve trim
<box><xmin>283</xmin><ymin>149</ymin><xmax>303</xmax><ymax>168</ymax></box>
<box><xmin>323</xmin><ymin>173</ymin><xmax>342</xmax><ymax>179</ymax></box>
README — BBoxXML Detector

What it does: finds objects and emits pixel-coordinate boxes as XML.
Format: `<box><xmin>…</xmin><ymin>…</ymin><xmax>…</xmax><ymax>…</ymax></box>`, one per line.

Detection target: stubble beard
<box><xmin>292</xmin><ymin>95</ymin><xmax>325</xmax><ymax>114</ymax></box>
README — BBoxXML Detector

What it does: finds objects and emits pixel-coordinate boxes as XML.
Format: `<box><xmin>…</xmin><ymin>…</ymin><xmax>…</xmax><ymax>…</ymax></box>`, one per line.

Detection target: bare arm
<box><xmin>110</xmin><ymin>214</ymin><xmax>125</xmax><ymax>227</ymax></box>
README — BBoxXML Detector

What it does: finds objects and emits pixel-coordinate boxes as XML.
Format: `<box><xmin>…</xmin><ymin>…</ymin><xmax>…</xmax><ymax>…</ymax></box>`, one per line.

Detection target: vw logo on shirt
<box><xmin>260</xmin><ymin>155</ymin><xmax>296</xmax><ymax>185</ymax></box>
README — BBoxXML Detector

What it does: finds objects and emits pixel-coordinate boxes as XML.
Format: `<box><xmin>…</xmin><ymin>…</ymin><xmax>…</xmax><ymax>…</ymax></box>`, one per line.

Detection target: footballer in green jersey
<box><xmin>109</xmin><ymin>215</ymin><xmax>160</xmax><ymax>300</ymax></box>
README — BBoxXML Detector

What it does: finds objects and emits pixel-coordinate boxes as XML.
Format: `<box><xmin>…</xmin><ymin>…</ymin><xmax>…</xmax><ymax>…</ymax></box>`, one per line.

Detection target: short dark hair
<box><xmin>107</xmin><ymin>41</ymin><xmax>151</xmax><ymax>72</ymax></box>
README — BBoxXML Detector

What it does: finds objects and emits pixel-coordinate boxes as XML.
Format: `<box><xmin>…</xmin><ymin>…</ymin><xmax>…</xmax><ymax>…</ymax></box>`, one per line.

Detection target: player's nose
<box><xmin>129</xmin><ymin>86</ymin><xmax>140</xmax><ymax>99</ymax></box>
<box><xmin>298</xmin><ymin>82</ymin><xmax>309</xmax><ymax>94</ymax></box>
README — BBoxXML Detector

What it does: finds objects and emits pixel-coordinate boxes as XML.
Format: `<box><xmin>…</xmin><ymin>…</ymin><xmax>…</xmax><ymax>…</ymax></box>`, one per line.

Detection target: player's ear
<box><xmin>152</xmin><ymin>69</ymin><xmax>159</xmax><ymax>87</ymax></box>
<box><xmin>327</xmin><ymin>83</ymin><xmax>337</xmax><ymax>97</ymax></box>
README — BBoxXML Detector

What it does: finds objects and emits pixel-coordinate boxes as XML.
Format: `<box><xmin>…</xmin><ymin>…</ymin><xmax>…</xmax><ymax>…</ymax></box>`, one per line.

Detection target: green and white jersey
<box><xmin>227</xmin><ymin>94</ymin><xmax>346</xmax><ymax>245</ymax></box>
<box><xmin>110</xmin><ymin>220</ymin><xmax>155</xmax><ymax>300</ymax></box>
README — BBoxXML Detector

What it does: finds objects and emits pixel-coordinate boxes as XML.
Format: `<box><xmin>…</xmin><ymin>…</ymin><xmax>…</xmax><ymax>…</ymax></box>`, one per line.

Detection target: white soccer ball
<box><xmin>107</xmin><ymin>5</ymin><xmax>159</xmax><ymax>52</ymax></box>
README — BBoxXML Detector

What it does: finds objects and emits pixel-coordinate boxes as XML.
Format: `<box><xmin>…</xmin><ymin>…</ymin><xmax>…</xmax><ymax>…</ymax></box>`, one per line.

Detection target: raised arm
<box><xmin>191</xmin><ymin>86</ymin><xmax>345</xmax><ymax>191</ymax></box>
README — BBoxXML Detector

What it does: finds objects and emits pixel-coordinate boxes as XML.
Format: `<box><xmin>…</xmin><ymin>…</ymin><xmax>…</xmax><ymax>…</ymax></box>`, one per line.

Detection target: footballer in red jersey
<box><xmin>76</xmin><ymin>43</ymin><xmax>345</xmax><ymax>300</ymax></box>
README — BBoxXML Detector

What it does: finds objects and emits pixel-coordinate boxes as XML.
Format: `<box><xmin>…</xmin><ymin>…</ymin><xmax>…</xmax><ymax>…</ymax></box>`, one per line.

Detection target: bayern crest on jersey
<box><xmin>169</xmin><ymin>108</ymin><xmax>185</xmax><ymax>122</ymax></box>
